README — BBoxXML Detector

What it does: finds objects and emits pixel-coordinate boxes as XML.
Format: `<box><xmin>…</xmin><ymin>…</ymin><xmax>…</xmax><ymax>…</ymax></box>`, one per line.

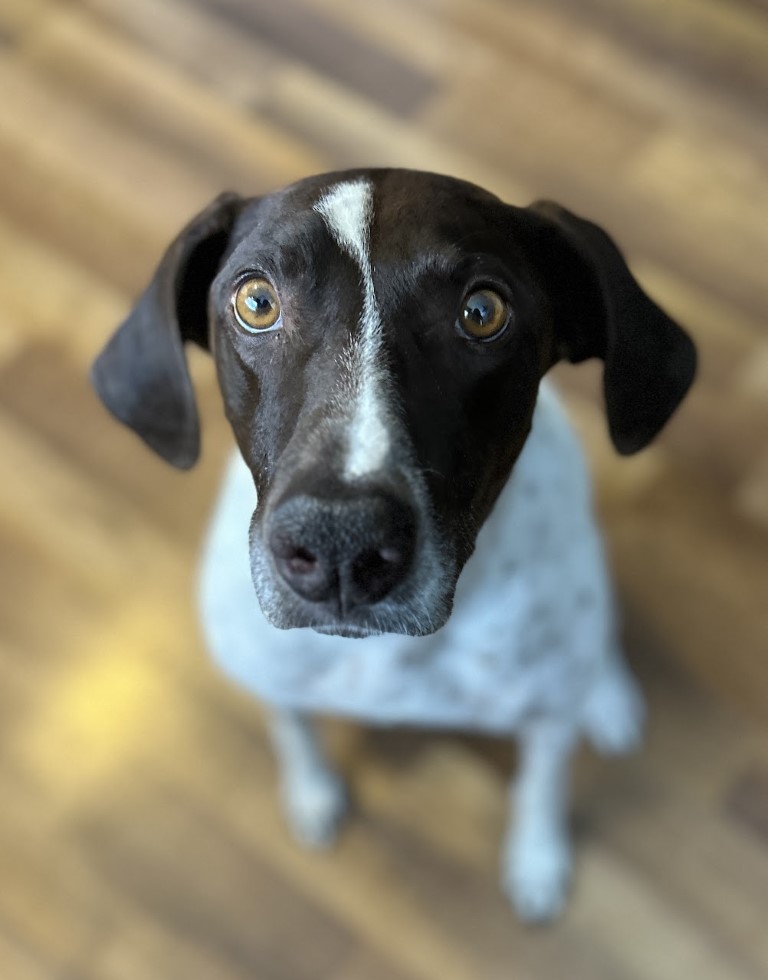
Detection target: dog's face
<box><xmin>92</xmin><ymin>169</ymin><xmax>696</xmax><ymax>638</ymax></box>
<box><xmin>211</xmin><ymin>173</ymin><xmax>552</xmax><ymax>636</ymax></box>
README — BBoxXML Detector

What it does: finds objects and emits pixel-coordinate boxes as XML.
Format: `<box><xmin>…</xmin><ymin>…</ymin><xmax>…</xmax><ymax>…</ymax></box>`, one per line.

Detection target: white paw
<box><xmin>281</xmin><ymin>768</ymin><xmax>348</xmax><ymax>850</ymax></box>
<box><xmin>502</xmin><ymin>833</ymin><xmax>572</xmax><ymax>924</ymax></box>
<box><xmin>582</xmin><ymin>664</ymin><xmax>645</xmax><ymax>756</ymax></box>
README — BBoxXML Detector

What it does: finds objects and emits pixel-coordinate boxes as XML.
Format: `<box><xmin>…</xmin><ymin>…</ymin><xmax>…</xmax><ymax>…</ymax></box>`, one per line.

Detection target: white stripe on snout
<box><xmin>314</xmin><ymin>180</ymin><xmax>390</xmax><ymax>479</ymax></box>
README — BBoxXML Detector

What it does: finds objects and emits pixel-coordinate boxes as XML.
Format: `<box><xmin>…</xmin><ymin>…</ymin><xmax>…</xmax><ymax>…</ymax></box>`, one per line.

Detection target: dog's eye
<box><xmin>458</xmin><ymin>288</ymin><xmax>510</xmax><ymax>341</ymax></box>
<box><xmin>232</xmin><ymin>277</ymin><xmax>282</xmax><ymax>333</ymax></box>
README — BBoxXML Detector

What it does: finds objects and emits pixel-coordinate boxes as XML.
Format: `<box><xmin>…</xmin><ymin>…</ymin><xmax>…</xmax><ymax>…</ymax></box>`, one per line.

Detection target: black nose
<box><xmin>268</xmin><ymin>492</ymin><xmax>416</xmax><ymax>613</ymax></box>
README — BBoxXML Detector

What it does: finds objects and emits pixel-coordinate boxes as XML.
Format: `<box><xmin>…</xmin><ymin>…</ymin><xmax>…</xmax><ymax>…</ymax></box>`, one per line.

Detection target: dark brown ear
<box><xmin>522</xmin><ymin>201</ymin><xmax>697</xmax><ymax>454</ymax></box>
<box><xmin>91</xmin><ymin>192</ymin><xmax>244</xmax><ymax>468</ymax></box>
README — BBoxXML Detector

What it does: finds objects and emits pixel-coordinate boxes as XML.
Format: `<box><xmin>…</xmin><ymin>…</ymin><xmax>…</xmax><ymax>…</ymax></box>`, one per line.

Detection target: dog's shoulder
<box><xmin>474</xmin><ymin>380</ymin><xmax>594</xmax><ymax>565</ymax></box>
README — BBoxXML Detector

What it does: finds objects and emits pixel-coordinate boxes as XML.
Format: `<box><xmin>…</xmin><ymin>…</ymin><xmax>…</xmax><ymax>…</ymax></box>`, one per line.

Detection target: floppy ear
<box><xmin>91</xmin><ymin>191</ymin><xmax>245</xmax><ymax>468</ymax></box>
<box><xmin>522</xmin><ymin>201</ymin><xmax>697</xmax><ymax>454</ymax></box>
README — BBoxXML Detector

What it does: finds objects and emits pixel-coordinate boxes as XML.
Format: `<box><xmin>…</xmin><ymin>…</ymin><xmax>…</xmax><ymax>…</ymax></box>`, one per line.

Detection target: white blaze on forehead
<box><xmin>313</xmin><ymin>180</ymin><xmax>390</xmax><ymax>479</ymax></box>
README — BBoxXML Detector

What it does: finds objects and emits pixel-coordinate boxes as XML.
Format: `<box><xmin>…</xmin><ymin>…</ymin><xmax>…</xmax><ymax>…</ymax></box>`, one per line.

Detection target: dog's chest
<box><xmin>200</xmin><ymin>385</ymin><xmax>612</xmax><ymax>733</ymax></box>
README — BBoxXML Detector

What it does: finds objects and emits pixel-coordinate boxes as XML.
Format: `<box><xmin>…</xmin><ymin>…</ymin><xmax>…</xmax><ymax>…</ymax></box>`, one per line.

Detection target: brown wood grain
<box><xmin>1</xmin><ymin>0</ymin><xmax>767</xmax><ymax>976</ymax></box>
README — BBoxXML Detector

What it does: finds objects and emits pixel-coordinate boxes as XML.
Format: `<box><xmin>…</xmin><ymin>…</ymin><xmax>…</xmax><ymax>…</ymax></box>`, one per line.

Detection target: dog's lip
<box><xmin>311</xmin><ymin>623</ymin><xmax>383</xmax><ymax>639</ymax></box>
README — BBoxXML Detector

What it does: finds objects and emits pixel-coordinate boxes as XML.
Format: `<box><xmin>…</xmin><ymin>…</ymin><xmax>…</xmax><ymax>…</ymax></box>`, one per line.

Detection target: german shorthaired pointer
<box><xmin>92</xmin><ymin>169</ymin><xmax>696</xmax><ymax>921</ymax></box>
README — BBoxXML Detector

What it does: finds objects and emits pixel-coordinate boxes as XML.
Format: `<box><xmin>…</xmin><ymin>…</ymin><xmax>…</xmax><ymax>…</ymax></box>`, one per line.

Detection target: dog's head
<box><xmin>93</xmin><ymin>169</ymin><xmax>696</xmax><ymax>638</ymax></box>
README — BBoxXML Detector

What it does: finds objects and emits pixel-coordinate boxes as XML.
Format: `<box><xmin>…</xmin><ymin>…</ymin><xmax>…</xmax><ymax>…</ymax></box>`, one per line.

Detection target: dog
<box><xmin>92</xmin><ymin>169</ymin><xmax>696</xmax><ymax>922</ymax></box>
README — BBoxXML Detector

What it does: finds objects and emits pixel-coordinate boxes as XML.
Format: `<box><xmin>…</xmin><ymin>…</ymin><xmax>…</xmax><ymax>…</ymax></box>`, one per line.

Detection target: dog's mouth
<box><xmin>312</xmin><ymin>623</ymin><xmax>384</xmax><ymax>639</ymax></box>
<box><xmin>249</xmin><ymin>535</ymin><xmax>454</xmax><ymax>638</ymax></box>
<box><xmin>253</xmin><ymin>579</ymin><xmax>452</xmax><ymax>638</ymax></box>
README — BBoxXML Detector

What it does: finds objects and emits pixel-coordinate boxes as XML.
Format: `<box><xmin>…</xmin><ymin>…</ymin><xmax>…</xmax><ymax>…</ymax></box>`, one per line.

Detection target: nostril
<box><xmin>350</xmin><ymin>542</ymin><xmax>412</xmax><ymax>605</ymax></box>
<box><xmin>378</xmin><ymin>546</ymin><xmax>404</xmax><ymax>565</ymax></box>
<box><xmin>270</xmin><ymin>531</ymin><xmax>315</xmax><ymax>568</ymax></box>
<box><xmin>283</xmin><ymin>546</ymin><xmax>318</xmax><ymax>577</ymax></box>
<box><xmin>269</xmin><ymin>527</ymin><xmax>334</xmax><ymax>603</ymax></box>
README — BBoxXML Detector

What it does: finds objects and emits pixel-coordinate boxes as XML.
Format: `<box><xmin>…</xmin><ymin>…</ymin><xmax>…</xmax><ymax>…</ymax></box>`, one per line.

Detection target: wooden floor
<box><xmin>1</xmin><ymin>0</ymin><xmax>767</xmax><ymax>976</ymax></box>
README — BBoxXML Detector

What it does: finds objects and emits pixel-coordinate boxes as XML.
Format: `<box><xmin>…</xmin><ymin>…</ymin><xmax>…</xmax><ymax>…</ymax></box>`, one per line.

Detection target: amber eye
<box><xmin>458</xmin><ymin>288</ymin><xmax>510</xmax><ymax>341</ymax></box>
<box><xmin>232</xmin><ymin>277</ymin><xmax>282</xmax><ymax>333</ymax></box>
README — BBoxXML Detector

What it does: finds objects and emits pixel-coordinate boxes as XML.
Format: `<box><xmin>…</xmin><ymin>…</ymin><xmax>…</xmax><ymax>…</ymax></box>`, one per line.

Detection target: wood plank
<box><xmin>0</xmin><ymin>0</ymin><xmax>767</xmax><ymax>976</ymax></box>
<box><xmin>190</xmin><ymin>0</ymin><xmax>437</xmax><ymax>118</ymax></box>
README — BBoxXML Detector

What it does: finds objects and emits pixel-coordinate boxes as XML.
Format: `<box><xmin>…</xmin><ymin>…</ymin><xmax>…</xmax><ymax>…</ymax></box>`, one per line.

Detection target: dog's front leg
<box><xmin>502</xmin><ymin>717</ymin><xmax>578</xmax><ymax>923</ymax></box>
<box><xmin>268</xmin><ymin>709</ymin><xmax>348</xmax><ymax>849</ymax></box>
